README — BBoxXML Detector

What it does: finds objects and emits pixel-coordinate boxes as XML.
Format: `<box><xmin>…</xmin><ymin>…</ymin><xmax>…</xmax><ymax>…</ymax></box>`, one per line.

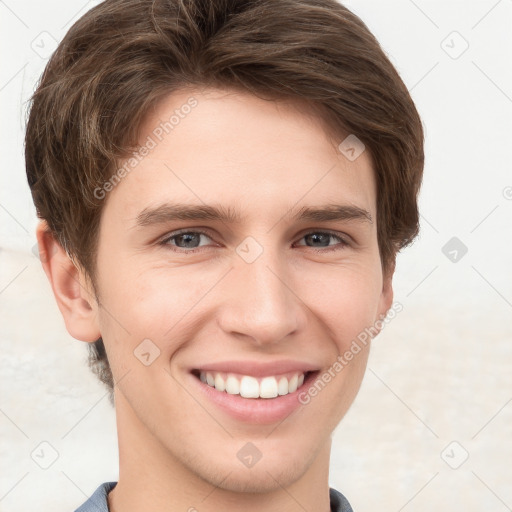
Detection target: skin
<box><xmin>37</xmin><ymin>87</ymin><xmax>394</xmax><ymax>512</ymax></box>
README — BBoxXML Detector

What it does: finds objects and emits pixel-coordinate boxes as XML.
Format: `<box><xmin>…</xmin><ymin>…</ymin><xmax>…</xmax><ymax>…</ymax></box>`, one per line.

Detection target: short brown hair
<box><xmin>25</xmin><ymin>0</ymin><xmax>424</xmax><ymax>400</ymax></box>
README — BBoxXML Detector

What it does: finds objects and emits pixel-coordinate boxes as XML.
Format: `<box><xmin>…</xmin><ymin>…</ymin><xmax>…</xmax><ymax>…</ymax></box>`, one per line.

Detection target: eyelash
<box><xmin>158</xmin><ymin>229</ymin><xmax>350</xmax><ymax>254</ymax></box>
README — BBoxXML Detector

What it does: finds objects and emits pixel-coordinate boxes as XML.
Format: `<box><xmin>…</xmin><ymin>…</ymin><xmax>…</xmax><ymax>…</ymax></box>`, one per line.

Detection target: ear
<box><xmin>375</xmin><ymin>257</ymin><xmax>395</xmax><ymax>332</ymax></box>
<box><xmin>35</xmin><ymin>220</ymin><xmax>101</xmax><ymax>342</ymax></box>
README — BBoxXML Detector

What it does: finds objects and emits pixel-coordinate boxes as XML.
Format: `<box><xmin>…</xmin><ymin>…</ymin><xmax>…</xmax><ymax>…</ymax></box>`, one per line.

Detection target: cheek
<box><xmin>97</xmin><ymin>264</ymin><xmax>216</xmax><ymax>364</ymax></box>
<box><xmin>97</xmin><ymin>255</ymin><xmax>183</xmax><ymax>321</ymax></box>
<box><xmin>129</xmin><ymin>266</ymin><xmax>216</xmax><ymax>327</ymax></box>
<box><xmin>296</xmin><ymin>262</ymin><xmax>383</xmax><ymax>347</ymax></box>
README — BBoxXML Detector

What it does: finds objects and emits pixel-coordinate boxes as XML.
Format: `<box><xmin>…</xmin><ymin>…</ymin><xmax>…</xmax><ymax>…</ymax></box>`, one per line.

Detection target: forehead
<box><xmin>104</xmin><ymin>87</ymin><xmax>377</xmax><ymax>225</ymax></box>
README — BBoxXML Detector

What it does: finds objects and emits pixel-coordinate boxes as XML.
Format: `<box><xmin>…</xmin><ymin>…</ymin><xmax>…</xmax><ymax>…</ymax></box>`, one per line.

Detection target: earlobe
<box><xmin>35</xmin><ymin>220</ymin><xmax>101</xmax><ymax>343</ymax></box>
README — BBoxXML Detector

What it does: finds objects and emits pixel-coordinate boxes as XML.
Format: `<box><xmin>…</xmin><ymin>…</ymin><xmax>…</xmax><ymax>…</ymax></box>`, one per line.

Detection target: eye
<box><xmin>160</xmin><ymin>230</ymin><xmax>214</xmax><ymax>253</ymax></box>
<box><xmin>294</xmin><ymin>231</ymin><xmax>349</xmax><ymax>252</ymax></box>
<box><xmin>159</xmin><ymin>229</ymin><xmax>349</xmax><ymax>253</ymax></box>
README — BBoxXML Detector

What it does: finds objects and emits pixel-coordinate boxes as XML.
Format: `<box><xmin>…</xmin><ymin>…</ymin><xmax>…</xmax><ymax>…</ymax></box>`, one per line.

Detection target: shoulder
<box><xmin>74</xmin><ymin>481</ymin><xmax>117</xmax><ymax>512</ymax></box>
<box><xmin>329</xmin><ymin>487</ymin><xmax>354</xmax><ymax>512</ymax></box>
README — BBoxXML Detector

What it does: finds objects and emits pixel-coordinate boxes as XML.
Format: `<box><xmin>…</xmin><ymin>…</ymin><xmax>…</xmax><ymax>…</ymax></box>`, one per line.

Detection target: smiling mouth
<box><xmin>191</xmin><ymin>369</ymin><xmax>317</xmax><ymax>399</ymax></box>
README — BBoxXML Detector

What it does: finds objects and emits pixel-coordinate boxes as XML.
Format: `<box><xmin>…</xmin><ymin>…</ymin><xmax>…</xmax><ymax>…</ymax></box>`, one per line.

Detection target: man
<box><xmin>25</xmin><ymin>0</ymin><xmax>424</xmax><ymax>510</ymax></box>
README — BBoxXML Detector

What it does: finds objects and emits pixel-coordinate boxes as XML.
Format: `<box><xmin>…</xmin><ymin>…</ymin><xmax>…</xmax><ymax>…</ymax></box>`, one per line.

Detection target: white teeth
<box><xmin>240</xmin><ymin>376</ymin><xmax>259</xmax><ymax>398</ymax></box>
<box><xmin>288</xmin><ymin>374</ymin><xmax>298</xmax><ymax>393</ymax></box>
<box><xmin>277</xmin><ymin>376</ymin><xmax>289</xmax><ymax>395</ymax></box>
<box><xmin>260</xmin><ymin>377</ymin><xmax>278</xmax><ymax>398</ymax></box>
<box><xmin>198</xmin><ymin>371</ymin><xmax>308</xmax><ymax>399</ymax></box>
<box><xmin>214</xmin><ymin>373</ymin><xmax>225</xmax><ymax>392</ymax></box>
<box><xmin>225</xmin><ymin>374</ymin><xmax>240</xmax><ymax>395</ymax></box>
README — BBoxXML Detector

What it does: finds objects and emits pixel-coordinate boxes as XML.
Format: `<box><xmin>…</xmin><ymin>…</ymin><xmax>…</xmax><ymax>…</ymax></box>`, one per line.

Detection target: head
<box><xmin>26</xmin><ymin>0</ymin><xmax>423</xmax><ymax>493</ymax></box>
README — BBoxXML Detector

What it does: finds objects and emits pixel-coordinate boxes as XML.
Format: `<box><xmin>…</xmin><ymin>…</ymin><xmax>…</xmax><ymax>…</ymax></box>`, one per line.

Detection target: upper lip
<box><xmin>191</xmin><ymin>360</ymin><xmax>320</xmax><ymax>378</ymax></box>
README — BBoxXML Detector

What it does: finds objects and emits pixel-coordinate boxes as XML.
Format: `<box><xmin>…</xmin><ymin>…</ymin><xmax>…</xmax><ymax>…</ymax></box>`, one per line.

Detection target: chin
<box><xmin>191</xmin><ymin>444</ymin><xmax>314</xmax><ymax>495</ymax></box>
<box><xmin>213</xmin><ymin>464</ymin><xmax>306</xmax><ymax>494</ymax></box>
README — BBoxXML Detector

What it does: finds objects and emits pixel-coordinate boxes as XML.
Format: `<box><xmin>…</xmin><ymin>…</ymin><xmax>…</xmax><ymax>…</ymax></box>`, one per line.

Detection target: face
<box><xmin>87</xmin><ymin>87</ymin><xmax>393</xmax><ymax>492</ymax></box>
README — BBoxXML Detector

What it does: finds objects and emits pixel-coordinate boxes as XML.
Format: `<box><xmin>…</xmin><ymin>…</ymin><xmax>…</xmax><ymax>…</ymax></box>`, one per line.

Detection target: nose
<box><xmin>216</xmin><ymin>246</ymin><xmax>306</xmax><ymax>346</ymax></box>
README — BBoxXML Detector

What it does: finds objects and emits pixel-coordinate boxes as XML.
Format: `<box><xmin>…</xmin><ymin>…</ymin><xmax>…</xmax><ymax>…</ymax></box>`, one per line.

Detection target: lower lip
<box><xmin>188</xmin><ymin>371</ymin><xmax>318</xmax><ymax>424</ymax></box>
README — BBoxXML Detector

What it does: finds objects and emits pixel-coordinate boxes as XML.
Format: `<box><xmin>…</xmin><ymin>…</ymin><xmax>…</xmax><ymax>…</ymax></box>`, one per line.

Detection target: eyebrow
<box><xmin>134</xmin><ymin>202</ymin><xmax>373</xmax><ymax>227</ymax></box>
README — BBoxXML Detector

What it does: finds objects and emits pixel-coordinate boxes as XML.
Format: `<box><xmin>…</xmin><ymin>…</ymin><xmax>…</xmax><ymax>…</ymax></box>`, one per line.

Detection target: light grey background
<box><xmin>1</xmin><ymin>0</ymin><xmax>511</xmax><ymax>511</ymax></box>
